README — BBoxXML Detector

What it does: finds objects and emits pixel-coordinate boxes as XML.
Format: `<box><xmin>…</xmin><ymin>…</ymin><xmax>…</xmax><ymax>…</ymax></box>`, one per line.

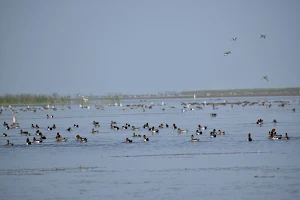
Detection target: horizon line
<box><xmin>0</xmin><ymin>86</ymin><xmax>299</xmax><ymax>97</ymax></box>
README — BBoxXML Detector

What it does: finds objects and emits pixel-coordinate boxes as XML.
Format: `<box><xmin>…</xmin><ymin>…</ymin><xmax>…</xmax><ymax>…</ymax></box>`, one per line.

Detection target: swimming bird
<box><xmin>284</xmin><ymin>133</ymin><xmax>289</xmax><ymax>140</ymax></box>
<box><xmin>210</xmin><ymin>113</ymin><xmax>217</xmax><ymax>117</ymax></box>
<box><xmin>125</xmin><ymin>123</ymin><xmax>131</xmax><ymax>127</ymax></box>
<box><xmin>196</xmin><ymin>130</ymin><xmax>202</xmax><ymax>135</ymax></box>
<box><xmin>10</xmin><ymin>123</ymin><xmax>19</xmax><ymax>129</ymax></box>
<box><xmin>172</xmin><ymin>124</ymin><xmax>177</xmax><ymax>129</ymax></box>
<box><xmin>210</xmin><ymin>132</ymin><xmax>217</xmax><ymax>138</ymax></box>
<box><xmin>93</xmin><ymin>121</ymin><xmax>100</xmax><ymax>127</ymax></box>
<box><xmin>92</xmin><ymin>128</ymin><xmax>99</xmax><ymax>134</ymax></box>
<box><xmin>75</xmin><ymin>135</ymin><xmax>87</xmax><ymax>142</ymax></box>
<box><xmin>26</xmin><ymin>138</ymin><xmax>32</xmax><ymax>145</ymax></box>
<box><xmin>218</xmin><ymin>130</ymin><xmax>225</xmax><ymax>135</ymax></box>
<box><xmin>36</xmin><ymin>130</ymin><xmax>42</xmax><ymax>135</ymax></box>
<box><xmin>198</xmin><ymin>125</ymin><xmax>207</xmax><ymax>130</ymax></box>
<box><xmin>56</xmin><ymin>133</ymin><xmax>67</xmax><ymax>142</ymax></box>
<box><xmin>150</xmin><ymin>127</ymin><xmax>159</xmax><ymax>133</ymax></box>
<box><xmin>269</xmin><ymin>132</ymin><xmax>282</xmax><ymax>140</ymax></box>
<box><xmin>133</xmin><ymin>133</ymin><xmax>141</xmax><ymax>137</ymax></box>
<box><xmin>247</xmin><ymin>133</ymin><xmax>252</xmax><ymax>141</ymax></box>
<box><xmin>40</xmin><ymin>135</ymin><xmax>46</xmax><ymax>140</ymax></box>
<box><xmin>178</xmin><ymin>128</ymin><xmax>188</xmax><ymax>133</ymax></box>
<box><xmin>56</xmin><ymin>137</ymin><xmax>67</xmax><ymax>142</ymax></box>
<box><xmin>47</xmin><ymin>114</ymin><xmax>54</xmax><ymax>119</ymax></box>
<box><xmin>126</xmin><ymin>138</ymin><xmax>132</xmax><ymax>143</ymax></box>
<box><xmin>143</xmin><ymin>123</ymin><xmax>149</xmax><ymax>129</ymax></box>
<box><xmin>20</xmin><ymin>129</ymin><xmax>29</xmax><ymax>135</ymax></box>
<box><xmin>143</xmin><ymin>135</ymin><xmax>149</xmax><ymax>142</ymax></box>
<box><xmin>3</xmin><ymin>133</ymin><xmax>7</xmax><ymax>137</ymax></box>
<box><xmin>74</xmin><ymin>124</ymin><xmax>79</xmax><ymax>128</ymax></box>
<box><xmin>33</xmin><ymin>137</ymin><xmax>42</xmax><ymax>144</ymax></box>
<box><xmin>256</xmin><ymin>119</ymin><xmax>263</xmax><ymax>125</ymax></box>
<box><xmin>66</xmin><ymin>127</ymin><xmax>72</xmax><ymax>132</ymax></box>
<box><xmin>56</xmin><ymin>132</ymin><xmax>61</xmax><ymax>138</ymax></box>
<box><xmin>6</xmin><ymin>140</ymin><xmax>13</xmax><ymax>146</ymax></box>
<box><xmin>111</xmin><ymin>125</ymin><xmax>119</xmax><ymax>130</ymax></box>
<box><xmin>191</xmin><ymin>135</ymin><xmax>200</xmax><ymax>142</ymax></box>
<box><xmin>131</xmin><ymin>126</ymin><xmax>140</xmax><ymax>131</ymax></box>
<box><xmin>3</xmin><ymin>122</ymin><xmax>8</xmax><ymax>126</ymax></box>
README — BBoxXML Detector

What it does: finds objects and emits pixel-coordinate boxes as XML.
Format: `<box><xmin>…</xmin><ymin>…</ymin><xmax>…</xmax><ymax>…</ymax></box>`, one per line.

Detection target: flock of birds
<box><xmin>225</xmin><ymin>34</ymin><xmax>269</xmax><ymax>82</ymax></box>
<box><xmin>3</xmin><ymin>117</ymin><xmax>86</xmax><ymax>145</ymax></box>
<box><xmin>225</xmin><ymin>34</ymin><xmax>266</xmax><ymax>56</ymax></box>
<box><xmin>1</xmin><ymin>98</ymin><xmax>296</xmax><ymax>146</ymax></box>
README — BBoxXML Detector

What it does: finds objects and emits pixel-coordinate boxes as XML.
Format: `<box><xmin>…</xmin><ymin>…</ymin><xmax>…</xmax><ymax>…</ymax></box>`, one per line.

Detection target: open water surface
<box><xmin>1</xmin><ymin>96</ymin><xmax>300</xmax><ymax>200</ymax></box>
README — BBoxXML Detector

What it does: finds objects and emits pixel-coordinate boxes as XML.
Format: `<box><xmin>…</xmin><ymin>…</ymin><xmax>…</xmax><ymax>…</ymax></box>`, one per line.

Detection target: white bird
<box><xmin>13</xmin><ymin>117</ymin><xmax>17</xmax><ymax>124</ymax></box>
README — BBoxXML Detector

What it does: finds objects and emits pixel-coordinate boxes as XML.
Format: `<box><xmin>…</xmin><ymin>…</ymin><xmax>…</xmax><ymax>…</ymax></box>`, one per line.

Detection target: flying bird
<box><xmin>260</xmin><ymin>34</ymin><xmax>266</xmax><ymax>39</ymax></box>
<box><xmin>224</xmin><ymin>51</ymin><xmax>231</xmax><ymax>56</ymax></box>
<box><xmin>230</xmin><ymin>37</ymin><xmax>237</xmax><ymax>41</ymax></box>
<box><xmin>261</xmin><ymin>76</ymin><xmax>269</xmax><ymax>81</ymax></box>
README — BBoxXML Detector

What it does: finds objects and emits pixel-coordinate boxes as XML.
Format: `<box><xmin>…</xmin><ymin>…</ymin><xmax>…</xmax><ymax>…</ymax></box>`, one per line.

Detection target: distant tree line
<box><xmin>0</xmin><ymin>94</ymin><xmax>71</xmax><ymax>105</ymax></box>
<box><xmin>179</xmin><ymin>87</ymin><xmax>300</xmax><ymax>97</ymax></box>
<box><xmin>103</xmin><ymin>95</ymin><xmax>122</xmax><ymax>105</ymax></box>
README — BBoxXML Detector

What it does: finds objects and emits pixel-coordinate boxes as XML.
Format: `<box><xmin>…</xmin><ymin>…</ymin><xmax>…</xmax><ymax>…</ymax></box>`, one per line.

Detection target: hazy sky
<box><xmin>0</xmin><ymin>0</ymin><xmax>299</xmax><ymax>95</ymax></box>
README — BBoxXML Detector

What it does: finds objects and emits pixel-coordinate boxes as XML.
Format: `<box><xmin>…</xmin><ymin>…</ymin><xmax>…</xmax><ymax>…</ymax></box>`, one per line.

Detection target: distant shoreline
<box><xmin>1</xmin><ymin>94</ymin><xmax>299</xmax><ymax>106</ymax></box>
<box><xmin>120</xmin><ymin>93</ymin><xmax>300</xmax><ymax>100</ymax></box>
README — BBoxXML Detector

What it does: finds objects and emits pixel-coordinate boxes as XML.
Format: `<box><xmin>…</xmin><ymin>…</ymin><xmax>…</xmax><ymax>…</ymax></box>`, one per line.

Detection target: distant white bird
<box><xmin>260</xmin><ymin>34</ymin><xmax>266</xmax><ymax>39</ymax></box>
<box><xmin>261</xmin><ymin>76</ymin><xmax>269</xmax><ymax>81</ymax></box>
<box><xmin>224</xmin><ymin>51</ymin><xmax>231</xmax><ymax>56</ymax></box>
<box><xmin>230</xmin><ymin>37</ymin><xmax>237</xmax><ymax>41</ymax></box>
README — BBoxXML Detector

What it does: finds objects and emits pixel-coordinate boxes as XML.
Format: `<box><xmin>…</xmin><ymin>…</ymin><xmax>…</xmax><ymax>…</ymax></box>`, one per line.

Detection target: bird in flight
<box><xmin>230</xmin><ymin>37</ymin><xmax>237</xmax><ymax>41</ymax></box>
<box><xmin>261</xmin><ymin>76</ymin><xmax>269</xmax><ymax>81</ymax></box>
<box><xmin>224</xmin><ymin>51</ymin><xmax>231</xmax><ymax>56</ymax></box>
<box><xmin>260</xmin><ymin>34</ymin><xmax>266</xmax><ymax>39</ymax></box>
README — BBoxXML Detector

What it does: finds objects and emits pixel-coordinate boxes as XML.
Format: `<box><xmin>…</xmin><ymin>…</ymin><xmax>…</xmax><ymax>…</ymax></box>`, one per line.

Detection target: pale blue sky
<box><xmin>0</xmin><ymin>0</ymin><xmax>299</xmax><ymax>95</ymax></box>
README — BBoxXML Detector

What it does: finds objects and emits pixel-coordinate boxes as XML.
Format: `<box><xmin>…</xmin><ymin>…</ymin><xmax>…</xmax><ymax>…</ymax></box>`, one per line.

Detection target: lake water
<box><xmin>1</xmin><ymin>96</ymin><xmax>300</xmax><ymax>200</ymax></box>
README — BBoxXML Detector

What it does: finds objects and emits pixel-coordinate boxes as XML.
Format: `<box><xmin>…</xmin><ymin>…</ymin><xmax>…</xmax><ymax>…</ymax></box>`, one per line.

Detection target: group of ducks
<box><xmin>247</xmin><ymin>129</ymin><xmax>289</xmax><ymax>142</ymax></box>
<box><xmin>2</xmin><ymin>114</ymin><xmax>87</xmax><ymax>146</ymax></box>
<box><xmin>124</xmin><ymin>122</ymin><xmax>224</xmax><ymax>143</ymax></box>
<box><xmin>2</xmin><ymin>105</ymin><xmax>294</xmax><ymax>146</ymax></box>
<box><xmin>3</xmin><ymin>117</ymin><xmax>231</xmax><ymax>145</ymax></box>
<box><xmin>127</xmin><ymin>134</ymin><xmax>149</xmax><ymax>143</ymax></box>
<box><xmin>4</xmin><ymin>121</ymin><xmax>19</xmax><ymax>130</ymax></box>
<box><xmin>256</xmin><ymin>118</ymin><xmax>282</xmax><ymax>125</ymax></box>
<box><xmin>268</xmin><ymin>128</ymin><xmax>289</xmax><ymax>140</ymax></box>
<box><xmin>247</xmin><ymin>119</ymin><xmax>290</xmax><ymax>141</ymax></box>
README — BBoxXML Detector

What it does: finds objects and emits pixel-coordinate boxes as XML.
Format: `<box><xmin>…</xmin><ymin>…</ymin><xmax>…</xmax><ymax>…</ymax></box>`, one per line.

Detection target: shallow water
<box><xmin>1</xmin><ymin>96</ymin><xmax>300</xmax><ymax>200</ymax></box>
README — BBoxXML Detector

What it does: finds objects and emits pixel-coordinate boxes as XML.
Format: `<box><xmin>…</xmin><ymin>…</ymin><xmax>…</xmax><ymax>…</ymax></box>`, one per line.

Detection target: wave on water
<box><xmin>111</xmin><ymin>151</ymin><xmax>269</xmax><ymax>158</ymax></box>
<box><xmin>1</xmin><ymin>165</ymin><xmax>299</xmax><ymax>176</ymax></box>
